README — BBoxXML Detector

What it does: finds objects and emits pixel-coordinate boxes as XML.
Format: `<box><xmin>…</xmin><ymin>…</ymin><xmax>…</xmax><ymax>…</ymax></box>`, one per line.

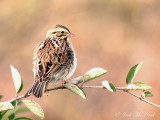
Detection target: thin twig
<box><xmin>9</xmin><ymin>95</ymin><xmax>25</xmax><ymax>103</ymax></box>
<box><xmin>81</xmin><ymin>85</ymin><xmax>104</xmax><ymax>89</ymax></box>
<box><xmin>47</xmin><ymin>86</ymin><xmax>65</xmax><ymax>91</ymax></box>
<box><xmin>81</xmin><ymin>85</ymin><xmax>160</xmax><ymax>108</ymax></box>
<box><xmin>126</xmin><ymin>91</ymin><xmax>160</xmax><ymax>108</ymax></box>
<box><xmin>81</xmin><ymin>85</ymin><xmax>126</xmax><ymax>90</ymax></box>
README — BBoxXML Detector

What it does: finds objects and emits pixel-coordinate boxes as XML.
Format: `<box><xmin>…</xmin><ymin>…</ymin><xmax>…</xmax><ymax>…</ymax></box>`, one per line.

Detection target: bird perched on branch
<box><xmin>25</xmin><ymin>24</ymin><xmax>77</xmax><ymax>98</ymax></box>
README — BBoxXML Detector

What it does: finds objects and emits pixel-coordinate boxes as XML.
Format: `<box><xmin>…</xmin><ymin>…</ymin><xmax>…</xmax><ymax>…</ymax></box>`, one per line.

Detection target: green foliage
<box><xmin>8</xmin><ymin>113</ymin><xmax>15</xmax><ymax>120</ymax></box>
<box><xmin>1</xmin><ymin>106</ymin><xmax>27</xmax><ymax>120</ymax></box>
<box><xmin>83</xmin><ymin>68</ymin><xmax>107</xmax><ymax>82</ymax></box>
<box><xmin>14</xmin><ymin>117</ymin><xmax>32</xmax><ymax>120</ymax></box>
<box><xmin>0</xmin><ymin>63</ymin><xmax>156</xmax><ymax>120</ymax></box>
<box><xmin>65</xmin><ymin>68</ymin><xmax>107</xmax><ymax>99</ymax></box>
<box><xmin>125</xmin><ymin>62</ymin><xmax>154</xmax><ymax>100</ymax></box>
<box><xmin>15</xmin><ymin>107</ymin><xmax>29</xmax><ymax>113</ymax></box>
<box><xmin>0</xmin><ymin>66</ymin><xmax>40</xmax><ymax>120</ymax></box>
<box><xmin>109</xmin><ymin>82</ymin><xmax>116</xmax><ymax>92</ymax></box>
<box><xmin>10</xmin><ymin>65</ymin><xmax>23</xmax><ymax>93</ymax></box>
<box><xmin>126</xmin><ymin>82</ymin><xmax>151</xmax><ymax>90</ymax></box>
<box><xmin>144</xmin><ymin>91</ymin><xmax>153</xmax><ymax>97</ymax></box>
<box><xmin>102</xmin><ymin>81</ymin><xmax>116</xmax><ymax>92</ymax></box>
<box><xmin>17</xmin><ymin>81</ymin><xmax>23</xmax><ymax>94</ymax></box>
<box><xmin>0</xmin><ymin>102</ymin><xmax>14</xmax><ymax>112</ymax></box>
<box><xmin>64</xmin><ymin>83</ymin><xmax>86</xmax><ymax>99</ymax></box>
<box><xmin>11</xmin><ymin>100</ymin><xmax>17</xmax><ymax>107</ymax></box>
<box><xmin>0</xmin><ymin>66</ymin><xmax>108</xmax><ymax>119</ymax></box>
<box><xmin>126</xmin><ymin>61</ymin><xmax>143</xmax><ymax>84</ymax></box>
<box><xmin>23</xmin><ymin>100</ymin><xmax>44</xmax><ymax>120</ymax></box>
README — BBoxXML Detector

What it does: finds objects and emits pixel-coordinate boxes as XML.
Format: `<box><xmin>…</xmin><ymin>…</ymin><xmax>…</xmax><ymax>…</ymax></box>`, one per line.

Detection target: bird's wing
<box><xmin>33</xmin><ymin>38</ymin><xmax>67</xmax><ymax>82</ymax></box>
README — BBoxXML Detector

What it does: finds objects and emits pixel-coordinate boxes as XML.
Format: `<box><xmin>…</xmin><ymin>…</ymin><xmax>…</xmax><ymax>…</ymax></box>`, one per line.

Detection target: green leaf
<box><xmin>126</xmin><ymin>61</ymin><xmax>143</xmax><ymax>84</ymax></box>
<box><xmin>17</xmin><ymin>101</ymin><xmax>22</xmax><ymax>106</ymax></box>
<box><xmin>8</xmin><ymin>113</ymin><xmax>15</xmax><ymax>120</ymax></box>
<box><xmin>10</xmin><ymin>65</ymin><xmax>23</xmax><ymax>93</ymax></box>
<box><xmin>1</xmin><ymin>106</ymin><xmax>23</xmax><ymax>120</ymax></box>
<box><xmin>16</xmin><ymin>107</ymin><xmax>29</xmax><ymax>113</ymax></box>
<box><xmin>109</xmin><ymin>82</ymin><xmax>116</xmax><ymax>92</ymax></box>
<box><xmin>1</xmin><ymin>111</ymin><xmax>7</xmax><ymax>118</ymax></box>
<box><xmin>0</xmin><ymin>101</ymin><xmax>14</xmax><ymax>112</ymax></box>
<box><xmin>15</xmin><ymin>117</ymin><xmax>32</xmax><ymax>120</ymax></box>
<box><xmin>64</xmin><ymin>83</ymin><xmax>86</xmax><ymax>99</ymax></box>
<box><xmin>0</xmin><ymin>113</ymin><xmax>2</xmax><ymax>119</ymax></box>
<box><xmin>11</xmin><ymin>100</ymin><xmax>17</xmax><ymax>107</ymax></box>
<box><xmin>83</xmin><ymin>68</ymin><xmax>107</xmax><ymax>82</ymax></box>
<box><xmin>144</xmin><ymin>91</ymin><xmax>153</xmax><ymax>97</ymax></box>
<box><xmin>126</xmin><ymin>82</ymin><xmax>152</xmax><ymax>90</ymax></box>
<box><xmin>17</xmin><ymin>81</ymin><xmax>23</xmax><ymax>93</ymax></box>
<box><xmin>102</xmin><ymin>81</ymin><xmax>116</xmax><ymax>92</ymax></box>
<box><xmin>23</xmin><ymin>100</ymin><xmax>44</xmax><ymax>120</ymax></box>
<box><xmin>1</xmin><ymin>107</ymin><xmax>29</xmax><ymax>119</ymax></box>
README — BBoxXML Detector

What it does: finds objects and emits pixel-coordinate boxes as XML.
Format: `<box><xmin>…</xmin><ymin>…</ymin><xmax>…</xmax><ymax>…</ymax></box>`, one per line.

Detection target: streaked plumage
<box><xmin>25</xmin><ymin>24</ymin><xmax>77</xmax><ymax>98</ymax></box>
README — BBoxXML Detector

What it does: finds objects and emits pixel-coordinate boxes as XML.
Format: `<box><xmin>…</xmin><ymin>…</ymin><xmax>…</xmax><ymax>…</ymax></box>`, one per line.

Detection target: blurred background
<box><xmin>0</xmin><ymin>0</ymin><xmax>160</xmax><ymax>119</ymax></box>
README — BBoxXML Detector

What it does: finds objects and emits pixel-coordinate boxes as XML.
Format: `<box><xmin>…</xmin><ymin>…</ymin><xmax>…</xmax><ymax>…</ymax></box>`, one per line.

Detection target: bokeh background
<box><xmin>1</xmin><ymin>0</ymin><xmax>160</xmax><ymax>120</ymax></box>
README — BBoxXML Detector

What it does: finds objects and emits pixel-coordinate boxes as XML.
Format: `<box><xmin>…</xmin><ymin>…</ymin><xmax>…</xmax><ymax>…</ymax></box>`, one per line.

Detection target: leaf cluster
<box><xmin>0</xmin><ymin>61</ymin><xmax>155</xmax><ymax>120</ymax></box>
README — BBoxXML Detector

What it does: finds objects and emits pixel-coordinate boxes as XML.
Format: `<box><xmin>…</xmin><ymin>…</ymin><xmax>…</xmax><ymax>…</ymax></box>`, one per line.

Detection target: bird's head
<box><xmin>46</xmin><ymin>24</ymin><xmax>74</xmax><ymax>39</ymax></box>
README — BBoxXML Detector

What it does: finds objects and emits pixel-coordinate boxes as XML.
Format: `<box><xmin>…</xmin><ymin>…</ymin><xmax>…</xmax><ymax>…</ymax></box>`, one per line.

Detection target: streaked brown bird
<box><xmin>25</xmin><ymin>24</ymin><xmax>77</xmax><ymax>98</ymax></box>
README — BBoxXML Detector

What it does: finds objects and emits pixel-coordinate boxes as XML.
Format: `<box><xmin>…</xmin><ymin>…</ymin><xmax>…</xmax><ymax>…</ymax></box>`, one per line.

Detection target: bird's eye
<box><xmin>61</xmin><ymin>31</ymin><xmax>64</xmax><ymax>34</ymax></box>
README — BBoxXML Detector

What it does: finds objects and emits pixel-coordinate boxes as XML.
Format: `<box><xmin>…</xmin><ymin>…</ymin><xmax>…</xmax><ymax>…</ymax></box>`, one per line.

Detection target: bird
<box><xmin>25</xmin><ymin>24</ymin><xmax>77</xmax><ymax>98</ymax></box>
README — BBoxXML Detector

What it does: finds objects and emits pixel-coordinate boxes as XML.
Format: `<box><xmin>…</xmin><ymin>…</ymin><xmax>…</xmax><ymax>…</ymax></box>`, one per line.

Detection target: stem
<box><xmin>81</xmin><ymin>85</ymin><xmax>126</xmax><ymax>90</ymax></box>
<box><xmin>5</xmin><ymin>80</ymin><xmax>160</xmax><ymax>109</ymax></box>
<box><xmin>126</xmin><ymin>91</ymin><xmax>160</xmax><ymax>108</ymax></box>
<box><xmin>9</xmin><ymin>95</ymin><xmax>25</xmax><ymax>103</ymax></box>
<box><xmin>81</xmin><ymin>85</ymin><xmax>160</xmax><ymax>108</ymax></box>
<box><xmin>47</xmin><ymin>86</ymin><xmax>65</xmax><ymax>91</ymax></box>
<box><xmin>81</xmin><ymin>85</ymin><xmax>103</xmax><ymax>89</ymax></box>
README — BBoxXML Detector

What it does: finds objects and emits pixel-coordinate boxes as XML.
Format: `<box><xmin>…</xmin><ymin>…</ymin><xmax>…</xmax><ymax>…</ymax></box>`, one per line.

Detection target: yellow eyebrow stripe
<box><xmin>49</xmin><ymin>28</ymin><xmax>69</xmax><ymax>33</ymax></box>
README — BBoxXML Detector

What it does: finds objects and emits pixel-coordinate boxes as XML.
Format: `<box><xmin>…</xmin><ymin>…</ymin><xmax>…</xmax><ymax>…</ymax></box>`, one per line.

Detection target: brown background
<box><xmin>0</xmin><ymin>0</ymin><xmax>160</xmax><ymax>120</ymax></box>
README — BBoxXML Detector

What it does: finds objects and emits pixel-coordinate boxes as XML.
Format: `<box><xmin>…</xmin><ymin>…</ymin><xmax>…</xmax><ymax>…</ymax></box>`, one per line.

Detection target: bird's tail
<box><xmin>24</xmin><ymin>81</ymin><xmax>46</xmax><ymax>98</ymax></box>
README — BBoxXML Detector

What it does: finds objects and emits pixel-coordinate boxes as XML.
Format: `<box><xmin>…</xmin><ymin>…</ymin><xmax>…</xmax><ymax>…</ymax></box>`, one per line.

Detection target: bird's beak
<box><xmin>68</xmin><ymin>32</ymin><xmax>75</xmax><ymax>37</ymax></box>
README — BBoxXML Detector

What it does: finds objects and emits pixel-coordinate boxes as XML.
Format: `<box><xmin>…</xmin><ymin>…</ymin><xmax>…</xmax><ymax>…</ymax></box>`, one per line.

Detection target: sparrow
<box><xmin>25</xmin><ymin>24</ymin><xmax>77</xmax><ymax>98</ymax></box>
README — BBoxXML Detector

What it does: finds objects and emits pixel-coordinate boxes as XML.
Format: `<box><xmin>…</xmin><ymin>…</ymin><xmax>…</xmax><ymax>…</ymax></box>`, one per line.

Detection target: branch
<box><xmin>5</xmin><ymin>68</ymin><xmax>160</xmax><ymax>110</ymax></box>
<box><xmin>80</xmin><ymin>85</ymin><xmax>160</xmax><ymax>108</ymax></box>
<box><xmin>41</xmin><ymin>75</ymin><xmax>160</xmax><ymax>108</ymax></box>
<box><xmin>9</xmin><ymin>95</ymin><xmax>25</xmax><ymax>103</ymax></box>
<box><xmin>3</xmin><ymin>59</ymin><xmax>157</xmax><ymax>120</ymax></box>
<box><xmin>47</xmin><ymin>86</ymin><xmax>65</xmax><ymax>91</ymax></box>
<box><xmin>6</xmin><ymin>76</ymin><xmax>160</xmax><ymax>109</ymax></box>
<box><xmin>125</xmin><ymin>90</ymin><xmax>160</xmax><ymax>108</ymax></box>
